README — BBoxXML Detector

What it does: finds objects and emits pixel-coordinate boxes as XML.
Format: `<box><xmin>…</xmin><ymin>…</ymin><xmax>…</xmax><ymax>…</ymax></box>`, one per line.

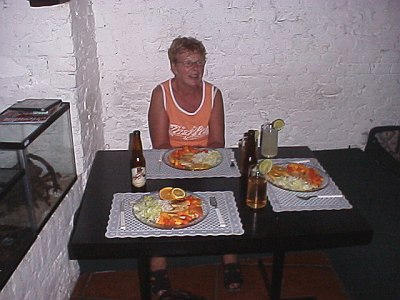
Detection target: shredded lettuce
<box><xmin>273</xmin><ymin>176</ymin><xmax>316</xmax><ymax>191</ymax></box>
<box><xmin>192</xmin><ymin>150</ymin><xmax>221</xmax><ymax>166</ymax></box>
<box><xmin>133</xmin><ymin>195</ymin><xmax>172</xmax><ymax>223</ymax></box>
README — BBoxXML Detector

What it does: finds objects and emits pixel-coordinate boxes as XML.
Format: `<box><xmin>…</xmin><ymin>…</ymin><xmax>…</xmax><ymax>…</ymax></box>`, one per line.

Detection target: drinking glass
<box><xmin>246</xmin><ymin>164</ymin><xmax>268</xmax><ymax>209</ymax></box>
<box><xmin>261</xmin><ymin>122</ymin><xmax>278</xmax><ymax>158</ymax></box>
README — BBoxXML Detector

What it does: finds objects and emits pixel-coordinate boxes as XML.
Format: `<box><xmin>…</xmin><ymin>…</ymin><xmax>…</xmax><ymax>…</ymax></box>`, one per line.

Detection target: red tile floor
<box><xmin>70</xmin><ymin>251</ymin><xmax>349</xmax><ymax>300</ymax></box>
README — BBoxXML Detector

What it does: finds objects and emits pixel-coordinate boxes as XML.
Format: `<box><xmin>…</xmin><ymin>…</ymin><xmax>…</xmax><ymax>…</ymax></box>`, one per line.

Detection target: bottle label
<box><xmin>131</xmin><ymin>167</ymin><xmax>146</xmax><ymax>188</ymax></box>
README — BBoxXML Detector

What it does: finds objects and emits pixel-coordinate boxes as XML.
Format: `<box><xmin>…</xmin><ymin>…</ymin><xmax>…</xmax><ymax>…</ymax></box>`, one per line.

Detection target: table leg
<box><xmin>138</xmin><ymin>255</ymin><xmax>151</xmax><ymax>300</ymax></box>
<box><xmin>270</xmin><ymin>251</ymin><xmax>285</xmax><ymax>300</ymax></box>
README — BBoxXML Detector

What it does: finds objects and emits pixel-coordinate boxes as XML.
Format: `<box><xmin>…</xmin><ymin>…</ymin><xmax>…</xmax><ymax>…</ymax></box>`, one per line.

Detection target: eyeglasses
<box><xmin>176</xmin><ymin>60</ymin><xmax>206</xmax><ymax>68</ymax></box>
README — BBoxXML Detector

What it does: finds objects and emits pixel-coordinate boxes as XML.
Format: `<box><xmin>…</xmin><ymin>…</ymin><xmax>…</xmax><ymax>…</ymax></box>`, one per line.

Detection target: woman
<box><xmin>148</xmin><ymin>37</ymin><xmax>243</xmax><ymax>296</ymax></box>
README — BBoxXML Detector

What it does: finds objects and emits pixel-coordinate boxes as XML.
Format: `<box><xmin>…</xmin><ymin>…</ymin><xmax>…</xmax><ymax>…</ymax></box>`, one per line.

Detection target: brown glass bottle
<box><xmin>129</xmin><ymin>130</ymin><xmax>146</xmax><ymax>192</ymax></box>
<box><xmin>239</xmin><ymin>132</ymin><xmax>248</xmax><ymax>174</ymax></box>
<box><xmin>241</xmin><ymin>130</ymin><xmax>258</xmax><ymax>188</ymax></box>
<box><xmin>246</xmin><ymin>130</ymin><xmax>258</xmax><ymax>167</ymax></box>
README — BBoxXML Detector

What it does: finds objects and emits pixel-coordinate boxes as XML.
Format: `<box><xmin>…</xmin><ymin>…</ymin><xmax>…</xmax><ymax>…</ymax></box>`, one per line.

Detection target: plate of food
<box><xmin>132</xmin><ymin>187</ymin><xmax>209</xmax><ymax>229</ymax></box>
<box><xmin>163</xmin><ymin>146</ymin><xmax>223</xmax><ymax>170</ymax></box>
<box><xmin>266</xmin><ymin>163</ymin><xmax>329</xmax><ymax>192</ymax></box>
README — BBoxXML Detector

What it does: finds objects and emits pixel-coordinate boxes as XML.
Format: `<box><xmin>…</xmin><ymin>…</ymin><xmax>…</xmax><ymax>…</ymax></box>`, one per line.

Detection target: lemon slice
<box><xmin>259</xmin><ymin>159</ymin><xmax>273</xmax><ymax>175</ymax></box>
<box><xmin>272</xmin><ymin>119</ymin><xmax>285</xmax><ymax>131</ymax></box>
<box><xmin>159</xmin><ymin>187</ymin><xmax>174</xmax><ymax>200</ymax></box>
<box><xmin>171</xmin><ymin>188</ymin><xmax>186</xmax><ymax>199</ymax></box>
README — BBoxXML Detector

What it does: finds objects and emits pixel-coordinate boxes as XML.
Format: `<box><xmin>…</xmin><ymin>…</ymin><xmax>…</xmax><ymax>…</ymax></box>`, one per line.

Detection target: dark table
<box><xmin>68</xmin><ymin>147</ymin><xmax>373</xmax><ymax>300</ymax></box>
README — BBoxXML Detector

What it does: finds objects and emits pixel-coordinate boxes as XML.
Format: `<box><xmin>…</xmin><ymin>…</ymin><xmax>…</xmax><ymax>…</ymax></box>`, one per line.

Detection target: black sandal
<box><xmin>223</xmin><ymin>263</ymin><xmax>243</xmax><ymax>292</ymax></box>
<box><xmin>150</xmin><ymin>269</ymin><xmax>171</xmax><ymax>296</ymax></box>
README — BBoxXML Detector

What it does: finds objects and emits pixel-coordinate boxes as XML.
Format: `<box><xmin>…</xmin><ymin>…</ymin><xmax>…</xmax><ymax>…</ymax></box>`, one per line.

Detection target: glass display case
<box><xmin>0</xmin><ymin>102</ymin><xmax>77</xmax><ymax>289</ymax></box>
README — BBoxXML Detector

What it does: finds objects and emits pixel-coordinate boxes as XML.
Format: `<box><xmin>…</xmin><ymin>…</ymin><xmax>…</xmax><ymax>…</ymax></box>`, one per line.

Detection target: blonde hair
<box><xmin>168</xmin><ymin>37</ymin><xmax>207</xmax><ymax>63</ymax></box>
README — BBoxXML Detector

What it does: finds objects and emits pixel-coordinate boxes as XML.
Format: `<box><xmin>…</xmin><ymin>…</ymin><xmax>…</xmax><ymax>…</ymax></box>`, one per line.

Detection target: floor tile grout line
<box><xmin>81</xmin><ymin>273</ymin><xmax>93</xmax><ymax>298</ymax></box>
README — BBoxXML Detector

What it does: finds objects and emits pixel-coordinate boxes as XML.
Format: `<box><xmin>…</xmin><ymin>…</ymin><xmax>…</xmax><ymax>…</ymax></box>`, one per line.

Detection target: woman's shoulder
<box><xmin>152</xmin><ymin>79</ymin><xmax>171</xmax><ymax>95</ymax></box>
<box><xmin>203</xmin><ymin>80</ymin><xmax>219</xmax><ymax>91</ymax></box>
<box><xmin>151</xmin><ymin>84</ymin><xmax>165</xmax><ymax>102</ymax></box>
<box><xmin>203</xmin><ymin>81</ymin><xmax>221</xmax><ymax>98</ymax></box>
<box><xmin>203</xmin><ymin>80</ymin><xmax>214</xmax><ymax>87</ymax></box>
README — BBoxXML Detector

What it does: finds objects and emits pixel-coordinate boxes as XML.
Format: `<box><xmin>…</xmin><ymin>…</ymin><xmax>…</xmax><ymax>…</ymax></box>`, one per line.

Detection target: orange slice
<box><xmin>159</xmin><ymin>187</ymin><xmax>174</xmax><ymax>200</ymax></box>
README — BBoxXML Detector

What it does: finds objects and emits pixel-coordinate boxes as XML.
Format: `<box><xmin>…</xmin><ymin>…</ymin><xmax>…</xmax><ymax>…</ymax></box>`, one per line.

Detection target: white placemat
<box><xmin>144</xmin><ymin>149</ymin><xmax>241</xmax><ymax>179</ymax></box>
<box><xmin>267</xmin><ymin>158</ymin><xmax>353</xmax><ymax>212</ymax></box>
<box><xmin>106</xmin><ymin>191</ymin><xmax>244</xmax><ymax>238</ymax></box>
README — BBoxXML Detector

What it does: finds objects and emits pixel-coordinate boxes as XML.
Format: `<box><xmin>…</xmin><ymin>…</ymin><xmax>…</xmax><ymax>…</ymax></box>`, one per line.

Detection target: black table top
<box><xmin>68</xmin><ymin>147</ymin><xmax>372</xmax><ymax>260</ymax></box>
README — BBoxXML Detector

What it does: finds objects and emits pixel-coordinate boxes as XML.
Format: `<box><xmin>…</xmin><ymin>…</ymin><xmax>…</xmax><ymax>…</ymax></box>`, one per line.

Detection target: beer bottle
<box><xmin>247</xmin><ymin>130</ymin><xmax>258</xmax><ymax>167</ymax></box>
<box><xmin>242</xmin><ymin>130</ymin><xmax>258</xmax><ymax>186</ymax></box>
<box><xmin>129</xmin><ymin>130</ymin><xmax>146</xmax><ymax>192</ymax></box>
<box><xmin>238</xmin><ymin>132</ymin><xmax>248</xmax><ymax>174</ymax></box>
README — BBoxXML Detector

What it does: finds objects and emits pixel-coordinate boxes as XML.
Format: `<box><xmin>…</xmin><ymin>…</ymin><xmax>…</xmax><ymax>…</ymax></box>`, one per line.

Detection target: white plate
<box><xmin>132</xmin><ymin>192</ymin><xmax>209</xmax><ymax>229</ymax></box>
<box><xmin>163</xmin><ymin>147</ymin><xmax>222</xmax><ymax>171</ymax></box>
<box><xmin>267</xmin><ymin>163</ymin><xmax>329</xmax><ymax>192</ymax></box>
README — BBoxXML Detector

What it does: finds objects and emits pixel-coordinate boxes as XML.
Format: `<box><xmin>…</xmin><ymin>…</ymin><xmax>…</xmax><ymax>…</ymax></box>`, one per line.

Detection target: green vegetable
<box><xmin>133</xmin><ymin>195</ymin><xmax>172</xmax><ymax>223</ymax></box>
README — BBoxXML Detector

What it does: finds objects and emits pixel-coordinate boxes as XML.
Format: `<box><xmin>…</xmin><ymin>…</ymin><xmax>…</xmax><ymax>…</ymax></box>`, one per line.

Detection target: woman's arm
<box><xmin>148</xmin><ymin>85</ymin><xmax>172</xmax><ymax>149</ymax></box>
<box><xmin>207</xmin><ymin>89</ymin><xmax>225</xmax><ymax>148</ymax></box>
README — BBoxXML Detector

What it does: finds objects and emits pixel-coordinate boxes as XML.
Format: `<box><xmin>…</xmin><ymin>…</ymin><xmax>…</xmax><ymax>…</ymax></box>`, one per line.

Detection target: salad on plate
<box><xmin>132</xmin><ymin>188</ymin><xmax>207</xmax><ymax>229</ymax></box>
<box><xmin>266</xmin><ymin>163</ymin><xmax>329</xmax><ymax>192</ymax></box>
<box><xmin>163</xmin><ymin>146</ymin><xmax>222</xmax><ymax>170</ymax></box>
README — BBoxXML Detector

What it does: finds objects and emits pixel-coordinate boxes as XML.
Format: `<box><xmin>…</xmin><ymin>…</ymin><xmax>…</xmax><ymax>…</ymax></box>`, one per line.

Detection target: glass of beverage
<box><xmin>260</xmin><ymin>122</ymin><xmax>278</xmax><ymax>158</ymax></box>
<box><xmin>246</xmin><ymin>164</ymin><xmax>268</xmax><ymax>209</ymax></box>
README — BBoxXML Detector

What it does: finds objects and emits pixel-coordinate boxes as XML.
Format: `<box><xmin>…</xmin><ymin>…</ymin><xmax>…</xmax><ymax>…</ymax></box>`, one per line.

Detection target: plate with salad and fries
<box><xmin>132</xmin><ymin>188</ymin><xmax>209</xmax><ymax>229</ymax></box>
<box><xmin>163</xmin><ymin>146</ymin><xmax>222</xmax><ymax>171</ymax></box>
<box><xmin>266</xmin><ymin>163</ymin><xmax>329</xmax><ymax>192</ymax></box>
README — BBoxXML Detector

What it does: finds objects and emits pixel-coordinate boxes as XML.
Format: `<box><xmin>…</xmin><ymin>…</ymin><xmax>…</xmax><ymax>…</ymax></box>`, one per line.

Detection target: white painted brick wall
<box><xmin>0</xmin><ymin>0</ymin><xmax>399</xmax><ymax>299</ymax></box>
<box><xmin>69</xmin><ymin>0</ymin><xmax>105</xmax><ymax>175</ymax></box>
<box><xmin>93</xmin><ymin>0</ymin><xmax>400</xmax><ymax>150</ymax></box>
<box><xmin>0</xmin><ymin>1</ymin><xmax>95</xmax><ymax>299</ymax></box>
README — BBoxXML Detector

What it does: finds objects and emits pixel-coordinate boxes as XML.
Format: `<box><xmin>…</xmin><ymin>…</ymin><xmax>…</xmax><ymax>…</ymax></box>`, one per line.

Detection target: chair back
<box><xmin>364</xmin><ymin>126</ymin><xmax>400</xmax><ymax>177</ymax></box>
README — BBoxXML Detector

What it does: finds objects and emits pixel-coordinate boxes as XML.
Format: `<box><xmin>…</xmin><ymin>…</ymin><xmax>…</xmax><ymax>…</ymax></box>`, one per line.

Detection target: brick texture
<box><xmin>0</xmin><ymin>0</ymin><xmax>399</xmax><ymax>299</ymax></box>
